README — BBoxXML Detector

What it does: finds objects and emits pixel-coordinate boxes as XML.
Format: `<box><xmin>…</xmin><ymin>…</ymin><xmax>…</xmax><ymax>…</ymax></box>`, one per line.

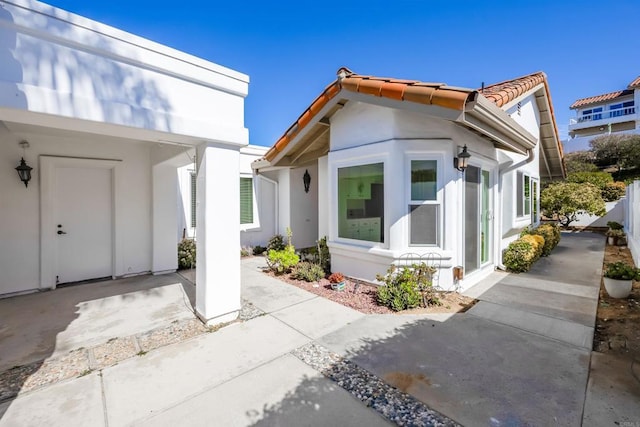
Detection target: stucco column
<box><xmin>195</xmin><ymin>142</ymin><xmax>241</xmax><ymax>325</ymax></box>
<box><xmin>152</xmin><ymin>163</ymin><xmax>179</xmax><ymax>274</ymax></box>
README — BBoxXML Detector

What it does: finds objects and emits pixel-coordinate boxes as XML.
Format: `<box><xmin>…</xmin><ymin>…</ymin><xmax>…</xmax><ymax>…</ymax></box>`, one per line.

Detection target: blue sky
<box><xmin>46</xmin><ymin>0</ymin><xmax>640</xmax><ymax>151</ymax></box>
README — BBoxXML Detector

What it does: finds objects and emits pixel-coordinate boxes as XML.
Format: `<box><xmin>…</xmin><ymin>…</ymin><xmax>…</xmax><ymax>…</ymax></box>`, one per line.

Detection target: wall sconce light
<box><xmin>303</xmin><ymin>169</ymin><xmax>311</xmax><ymax>193</ymax></box>
<box><xmin>453</xmin><ymin>145</ymin><xmax>471</xmax><ymax>172</ymax></box>
<box><xmin>15</xmin><ymin>141</ymin><xmax>33</xmax><ymax>188</ymax></box>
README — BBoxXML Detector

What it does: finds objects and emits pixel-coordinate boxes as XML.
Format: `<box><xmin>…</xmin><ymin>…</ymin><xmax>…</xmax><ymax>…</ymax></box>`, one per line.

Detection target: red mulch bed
<box><xmin>264</xmin><ymin>269</ymin><xmax>476</xmax><ymax>315</ymax></box>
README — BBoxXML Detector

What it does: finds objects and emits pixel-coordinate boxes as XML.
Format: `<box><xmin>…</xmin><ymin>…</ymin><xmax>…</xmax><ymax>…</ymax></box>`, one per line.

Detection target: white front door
<box><xmin>54</xmin><ymin>167</ymin><xmax>113</xmax><ymax>284</ymax></box>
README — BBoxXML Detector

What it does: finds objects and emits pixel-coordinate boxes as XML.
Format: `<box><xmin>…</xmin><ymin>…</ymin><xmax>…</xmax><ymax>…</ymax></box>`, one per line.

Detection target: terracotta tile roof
<box><xmin>265</xmin><ymin>68</ymin><xmax>477</xmax><ymax>161</ymax></box>
<box><xmin>480</xmin><ymin>72</ymin><xmax>547</xmax><ymax>107</ymax></box>
<box><xmin>628</xmin><ymin>76</ymin><xmax>640</xmax><ymax>88</ymax></box>
<box><xmin>570</xmin><ymin>89</ymin><xmax>634</xmax><ymax>109</ymax></box>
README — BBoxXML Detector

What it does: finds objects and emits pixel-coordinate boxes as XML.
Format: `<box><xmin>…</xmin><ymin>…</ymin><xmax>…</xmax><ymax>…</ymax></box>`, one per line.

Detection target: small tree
<box><xmin>590</xmin><ymin>134</ymin><xmax>640</xmax><ymax>172</ymax></box>
<box><xmin>541</xmin><ymin>182</ymin><xmax>606</xmax><ymax>228</ymax></box>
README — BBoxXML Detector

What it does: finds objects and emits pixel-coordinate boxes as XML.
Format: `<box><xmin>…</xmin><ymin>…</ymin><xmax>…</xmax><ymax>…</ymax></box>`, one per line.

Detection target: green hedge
<box><xmin>531</xmin><ymin>223</ymin><xmax>561</xmax><ymax>256</ymax></box>
<box><xmin>504</xmin><ymin>223</ymin><xmax>561</xmax><ymax>272</ymax></box>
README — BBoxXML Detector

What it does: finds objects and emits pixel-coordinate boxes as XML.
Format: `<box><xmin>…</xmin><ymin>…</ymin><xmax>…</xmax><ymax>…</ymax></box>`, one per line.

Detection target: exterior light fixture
<box><xmin>303</xmin><ymin>169</ymin><xmax>311</xmax><ymax>193</ymax></box>
<box><xmin>15</xmin><ymin>141</ymin><xmax>33</xmax><ymax>187</ymax></box>
<box><xmin>454</xmin><ymin>145</ymin><xmax>471</xmax><ymax>173</ymax></box>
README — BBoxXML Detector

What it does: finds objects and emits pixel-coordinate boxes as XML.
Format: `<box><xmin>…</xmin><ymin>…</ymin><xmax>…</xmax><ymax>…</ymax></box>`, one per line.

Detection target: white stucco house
<box><xmin>254</xmin><ymin>68</ymin><xmax>566</xmax><ymax>291</ymax></box>
<box><xmin>0</xmin><ymin>0</ymin><xmax>249</xmax><ymax>324</ymax></box>
<box><xmin>176</xmin><ymin>144</ymin><xmax>276</xmax><ymax>248</ymax></box>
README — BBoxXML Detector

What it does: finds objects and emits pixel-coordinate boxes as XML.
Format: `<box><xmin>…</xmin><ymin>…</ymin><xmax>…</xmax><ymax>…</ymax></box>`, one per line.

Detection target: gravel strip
<box><xmin>0</xmin><ymin>299</ymin><xmax>263</xmax><ymax>401</ymax></box>
<box><xmin>292</xmin><ymin>342</ymin><xmax>459</xmax><ymax>427</ymax></box>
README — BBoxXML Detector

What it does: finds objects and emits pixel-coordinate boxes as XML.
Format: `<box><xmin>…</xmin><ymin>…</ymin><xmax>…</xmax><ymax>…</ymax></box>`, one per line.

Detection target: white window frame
<box><xmin>406</xmin><ymin>154</ymin><xmax>444</xmax><ymax>248</ymax></box>
<box><xmin>516</xmin><ymin>172</ymin><xmax>532</xmax><ymax>219</ymax></box>
<box><xmin>240</xmin><ymin>174</ymin><xmax>259</xmax><ymax>230</ymax></box>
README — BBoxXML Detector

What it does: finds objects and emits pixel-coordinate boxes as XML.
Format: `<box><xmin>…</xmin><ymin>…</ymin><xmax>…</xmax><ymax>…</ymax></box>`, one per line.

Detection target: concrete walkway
<box><xmin>1</xmin><ymin>232</ymin><xmax>638</xmax><ymax>425</ymax></box>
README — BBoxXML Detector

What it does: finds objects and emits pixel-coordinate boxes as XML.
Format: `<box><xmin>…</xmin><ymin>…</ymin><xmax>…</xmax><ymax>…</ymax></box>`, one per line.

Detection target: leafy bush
<box><xmin>532</xmin><ymin>224</ymin><xmax>560</xmax><ymax>256</ymax></box>
<box><xmin>253</xmin><ymin>245</ymin><xmax>266</xmax><ymax>255</ymax></box>
<box><xmin>267</xmin><ymin>234</ymin><xmax>286</xmax><ymax>252</ymax></box>
<box><xmin>178</xmin><ymin>239</ymin><xmax>196</xmax><ymax>269</ymax></box>
<box><xmin>376</xmin><ymin>265</ymin><xmax>422</xmax><ymax>311</ymax></box>
<box><xmin>317</xmin><ymin>236</ymin><xmax>331</xmax><ymax>274</ymax></box>
<box><xmin>604</xmin><ymin>262</ymin><xmax>640</xmax><ymax>280</ymax></box>
<box><xmin>566</xmin><ymin>171</ymin><xmax>613</xmax><ymax>189</ymax></box>
<box><xmin>601</xmin><ymin>182</ymin><xmax>626</xmax><ymax>202</ymax></box>
<box><xmin>502</xmin><ymin>239</ymin><xmax>536</xmax><ymax>273</ymax></box>
<box><xmin>520</xmin><ymin>234</ymin><xmax>544</xmax><ymax>261</ymax></box>
<box><xmin>607</xmin><ymin>221</ymin><xmax>624</xmax><ymax>230</ymax></box>
<box><xmin>292</xmin><ymin>262</ymin><xmax>325</xmax><ymax>282</ymax></box>
<box><xmin>266</xmin><ymin>247</ymin><xmax>299</xmax><ymax>274</ymax></box>
<box><xmin>541</xmin><ymin>182</ymin><xmax>606</xmax><ymax>227</ymax></box>
<box><xmin>240</xmin><ymin>247</ymin><xmax>251</xmax><ymax>257</ymax></box>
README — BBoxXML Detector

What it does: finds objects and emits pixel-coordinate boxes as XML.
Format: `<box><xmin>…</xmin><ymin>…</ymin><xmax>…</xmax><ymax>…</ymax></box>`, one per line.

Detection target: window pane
<box><xmin>524</xmin><ymin>175</ymin><xmax>531</xmax><ymax>215</ymax></box>
<box><xmin>516</xmin><ymin>172</ymin><xmax>523</xmax><ymax>217</ymax></box>
<box><xmin>338</xmin><ymin>163</ymin><xmax>384</xmax><ymax>243</ymax></box>
<box><xmin>190</xmin><ymin>172</ymin><xmax>197</xmax><ymax>228</ymax></box>
<box><xmin>410</xmin><ymin>204</ymin><xmax>438</xmax><ymax>245</ymax></box>
<box><xmin>411</xmin><ymin>160</ymin><xmax>437</xmax><ymax>200</ymax></box>
<box><xmin>240</xmin><ymin>177</ymin><xmax>253</xmax><ymax>224</ymax></box>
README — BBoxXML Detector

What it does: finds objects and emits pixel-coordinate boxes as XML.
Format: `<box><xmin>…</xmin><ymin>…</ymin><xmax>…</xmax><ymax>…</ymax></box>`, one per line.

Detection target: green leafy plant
<box><xmin>606</xmin><ymin>229</ymin><xmax>625</xmax><ymax>238</ymax></box>
<box><xmin>607</xmin><ymin>221</ymin><xmax>623</xmax><ymax>230</ymax></box>
<box><xmin>317</xmin><ymin>236</ymin><xmax>331</xmax><ymax>274</ymax></box>
<box><xmin>178</xmin><ymin>238</ymin><xmax>196</xmax><ymax>269</ymax></box>
<box><xmin>566</xmin><ymin>171</ymin><xmax>613</xmax><ymax>189</ymax></box>
<box><xmin>292</xmin><ymin>262</ymin><xmax>325</xmax><ymax>282</ymax></box>
<box><xmin>531</xmin><ymin>224</ymin><xmax>560</xmax><ymax>256</ymax></box>
<box><xmin>520</xmin><ymin>234</ymin><xmax>544</xmax><ymax>261</ymax></box>
<box><xmin>267</xmin><ymin>234</ymin><xmax>286</xmax><ymax>252</ymax></box>
<box><xmin>604</xmin><ymin>262</ymin><xmax>640</xmax><ymax>280</ymax></box>
<box><xmin>502</xmin><ymin>239</ymin><xmax>536</xmax><ymax>273</ymax></box>
<box><xmin>266</xmin><ymin>228</ymin><xmax>299</xmax><ymax>274</ymax></box>
<box><xmin>601</xmin><ymin>182</ymin><xmax>626</xmax><ymax>202</ymax></box>
<box><xmin>252</xmin><ymin>245</ymin><xmax>266</xmax><ymax>255</ymax></box>
<box><xmin>376</xmin><ymin>265</ymin><xmax>422</xmax><ymax>311</ymax></box>
<box><xmin>541</xmin><ymin>182</ymin><xmax>606</xmax><ymax>228</ymax></box>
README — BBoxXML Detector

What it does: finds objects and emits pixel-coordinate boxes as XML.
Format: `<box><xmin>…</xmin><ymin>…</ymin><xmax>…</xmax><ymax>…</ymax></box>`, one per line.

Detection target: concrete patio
<box><xmin>0</xmin><ymin>232</ymin><xmax>639</xmax><ymax>426</ymax></box>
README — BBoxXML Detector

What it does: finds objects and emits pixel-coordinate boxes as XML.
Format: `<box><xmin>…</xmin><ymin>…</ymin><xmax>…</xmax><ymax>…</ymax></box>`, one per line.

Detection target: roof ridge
<box><xmin>480</xmin><ymin>71</ymin><xmax>546</xmax><ymax>92</ymax></box>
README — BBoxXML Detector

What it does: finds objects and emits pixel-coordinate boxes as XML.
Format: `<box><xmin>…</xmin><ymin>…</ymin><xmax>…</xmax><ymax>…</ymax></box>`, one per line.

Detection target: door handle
<box><xmin>57</xmin><ymin>230</ymin><xmax>67</xmax><ymax>235</ymax></box>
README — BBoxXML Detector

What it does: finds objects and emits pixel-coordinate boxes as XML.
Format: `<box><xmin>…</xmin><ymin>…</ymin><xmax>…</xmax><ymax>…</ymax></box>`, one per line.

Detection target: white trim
<box><xmin>40</xmin><ymin>156</ymin><xmax>123</xmax><ymax>289</ymax></box>
<box><xmin>239</xmin><ymin>174</ymin><xmax>260</xmax><ymax>231</ymax></box>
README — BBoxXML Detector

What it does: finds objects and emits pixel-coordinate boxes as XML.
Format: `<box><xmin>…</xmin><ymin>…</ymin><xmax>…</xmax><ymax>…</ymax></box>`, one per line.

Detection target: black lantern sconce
<box><xmin>453</xmin><ymin>145</ymin><xmax>471</xmax><ymax>173</ymax></box>
<box><xmin>15</xmin><ymin>141</ymin><xmax>33</xmax><ymax>188</ymax></box>
<box><xmin>303</xmin><ymin>169</ymin><xmax>311</xmax><ymax>193</ymax></box>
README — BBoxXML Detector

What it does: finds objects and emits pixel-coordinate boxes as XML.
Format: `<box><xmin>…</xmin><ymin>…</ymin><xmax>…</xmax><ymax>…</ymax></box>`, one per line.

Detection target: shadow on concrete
<box><xmin>0</xmin><ymin>273</ymin><xmax>195</xmax><ymax>416</ymax></box>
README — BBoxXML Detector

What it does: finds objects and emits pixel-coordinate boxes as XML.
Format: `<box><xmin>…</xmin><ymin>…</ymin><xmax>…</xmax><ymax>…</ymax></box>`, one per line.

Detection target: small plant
<box><xmin>532</xmin><ymin>224</ymin><xmax>560</xmax><ymax>256</ymax></box>
<box><xmin>240</xmin><ymin>247</ymin><xmax>251</xmax><ymax>257</ymax></box>
<box><xmin>503</xmin><ymin>239</ymin><xmax>536</xmax><ymax>273</ymax></box>
<box><xmin>604</xmin><ymin>262</ymin><xmax>640</xmax><ymax>280</ymax></box>
<box><xmin>607</xmin><ymin>221</ymin><xmax>624</xmax><ymax>230</ymax></box>
<box><xmin>606</xmin><ymin>229</ymin><xmax>625</xmax><ymax>237</ymax></box>
<box><xmin>292</xmin><ymin>262</ymin><xmax>325</xmax><ymax>282</ymax></box>
<box><xmin>376</xmin><ymin>265</ymin><xmax>422</xmax><ymax>311</ymax></box>
<box><xmin>178</xmin><ymin>238</ymin><xmax>196</xmax><ymax>269</ymax></box>
<box><xmin>252</xmin><ymin>245</ymin><xmax>266</xmax><ymax>255</ymax></box>
<box><xmin>601</xmin><ymin>182</ymin><xmax>626</xmax><ymax>202</ymax></box>
<box><xmin>317</xmin><ymin>236</ymin><xmax>331</xmax><ymax>274</ymax></box>
<box><xmin>266</xmin><ymin>227</ymin><xmax>299</xmax><ymax>274</ymax></box>
<box><xmin>267</xmin><ymin>234</ymin><xmax>286</xmax><ymax>252</ymax></box>
<box><xmin>328</xmin><ymin>272</ymin><xmax>345</xmax><ymax>283</ymax></box>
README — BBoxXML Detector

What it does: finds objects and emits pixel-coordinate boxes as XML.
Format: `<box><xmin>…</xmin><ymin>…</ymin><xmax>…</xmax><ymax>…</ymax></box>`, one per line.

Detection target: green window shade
<box><xmin>240</xmin><ymin>177</ymin><xmax>253</xmax><ymax>224</ymax></box>
<box><xmin>516</xmin><ymin>172</ymin><xmax>523</xmax><ymax>217</ymax></box>
<box><xmin>190</xmin><ymin>172</ymin><xmax>197</xmax><ymax>228</ymax></box>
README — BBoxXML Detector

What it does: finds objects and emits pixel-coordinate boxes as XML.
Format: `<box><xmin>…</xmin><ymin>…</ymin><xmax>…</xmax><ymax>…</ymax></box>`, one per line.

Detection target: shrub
<box><xmin>520</xmin><ymin>234</ymin><xmax>544</xmax><ymax>260</ymax></box>
<box><xmin>541</xmin><ymin>182</ymin><xmax>606</xmax><ymax>227</ymax></box>
<box><xmin>266</xmin><ymin>247</ymin><xmax>299</xmax><ymax>274</ymax></box>
<box><xmin>532</xmin><ymin>224</ymin><xmax>560</xmax><ymax>256</ymax></box>
<box><xmin>240</xmin><ymin>247</ymin><xmax>251</xmax><ymax>257</ymax></box>
<box><xmin>317</xmin><ymin>236</ymin><xmax>331</xmax><ymax>274</ymax></box>
<box><xmin>604</xmin><ymin>262</ymin><xmax>640</xmax><ymax>280</ymax></box>
<box><xmin>178</xmin><ymin>238</ymin><xmax>196</xmax><ymax>269</ymax></box>
<box><xmin>376</xmin><ymin>265</ymin><xmax>422</xmax><ymax>311</ymax></box>
<box><xmin>502</xmin><ymin>239</ymin><xmax>536</xmax><ymax>273</ymax></box>
<box><xmin>602</xmin><ymin>182</ymin><xmax>626</xmax><ymax>202</ymax></box>
<box><xmin>607</xmin><ymin>221</ymin><xmax>623</xmax><ymax>230</ymax></box>
<box><xmin>267</xmin><ymin>234</ymin><xmax>286</xmax><ymax>252</ymax></box>
<box><xmin>292</xmin><ymin>262</ymin><xmax>325</xmax><ymax>282</ymax></box>
<box><xmin>252</xmin><ymin>245</ymin><xmax>266</xmax><ymax>255</ymax></box>
<box><xmin>566</xmin><ymin>171</ymin><xmax>613</xmax><ymax>189</ymax></box>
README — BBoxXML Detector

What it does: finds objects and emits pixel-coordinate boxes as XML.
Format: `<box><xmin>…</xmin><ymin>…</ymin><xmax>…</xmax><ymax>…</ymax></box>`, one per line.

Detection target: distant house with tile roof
<box><xmin>567</xmin><ymin>76</ymin><xmax>640</xmax><ymax>149</ymax></box>
<box><xmin>254</xmin><ymin>68</ymin><xmax>565</xmax><ymax>291</ymax></box>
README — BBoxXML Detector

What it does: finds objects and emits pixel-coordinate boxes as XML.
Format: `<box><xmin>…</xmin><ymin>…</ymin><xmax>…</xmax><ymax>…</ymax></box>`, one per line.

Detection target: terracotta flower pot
<box><xmin>603</xmin><ymin>277</ymin><xmax>633</xmax><ymax>299</ymax></box>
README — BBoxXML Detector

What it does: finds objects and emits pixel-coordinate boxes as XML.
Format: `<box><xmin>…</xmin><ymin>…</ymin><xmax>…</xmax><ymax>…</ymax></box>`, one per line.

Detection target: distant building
<box><xmin>567</xmin><ymin>76</ymin><xmax>640</xmax><ymax>150</ymax></box>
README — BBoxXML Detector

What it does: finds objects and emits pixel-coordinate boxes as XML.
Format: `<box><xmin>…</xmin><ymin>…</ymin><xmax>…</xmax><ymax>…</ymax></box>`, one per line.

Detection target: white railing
<box><xmin>571</xmin><ymin>105</ymin><xmax>635</xmax><ymax>124</ymax></box>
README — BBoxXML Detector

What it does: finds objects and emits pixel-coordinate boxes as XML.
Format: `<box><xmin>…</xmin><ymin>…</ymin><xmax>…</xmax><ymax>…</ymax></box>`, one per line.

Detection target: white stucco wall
<box><xmin>0</xmin><ymin>0</ymin><xmax>249</xmax><ymax>145</ymax></box>
<box><xmin>289</xmin><ymin>164</ymin><xmax>319</xmax><ymax>249</ymax></box>
<box><xmin>0</xmin><ymin>125</ymin><xmax>153</xmax><ymax>295</ymax></box>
